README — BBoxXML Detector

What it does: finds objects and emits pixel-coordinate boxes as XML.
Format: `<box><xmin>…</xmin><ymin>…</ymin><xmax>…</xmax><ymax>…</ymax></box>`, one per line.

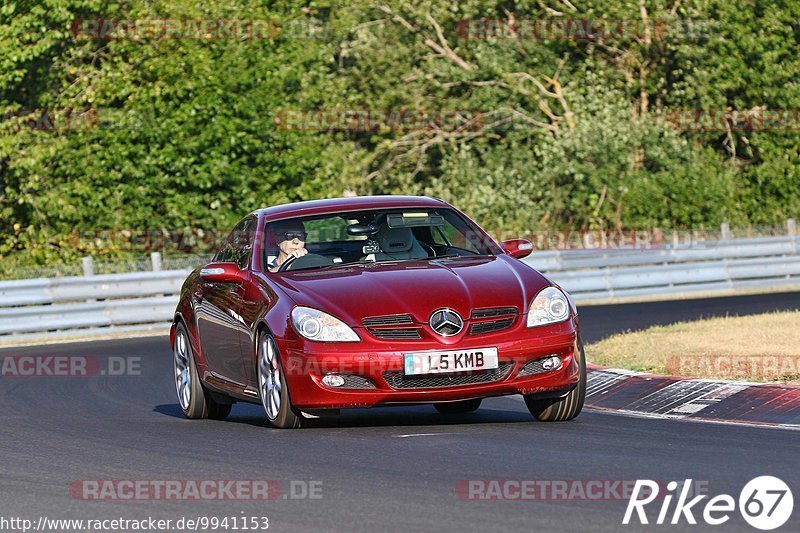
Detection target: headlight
<box><xmin>526</xmin><ymin>286</ymin><xmax>570</xmax><ymax>328</ymax></box>
<box><xmin>291</xmin><ymin>307</ymin><xmax>360</xmax><ymax>342</ymax></box>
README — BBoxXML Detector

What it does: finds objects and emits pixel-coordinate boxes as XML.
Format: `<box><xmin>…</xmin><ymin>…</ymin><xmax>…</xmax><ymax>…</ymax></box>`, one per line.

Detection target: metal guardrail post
<box><xmin>721</xmin><ymin>222</ymin><xmax>731</xmax><ymax>240</ymax></box>
<box><xmin>151</xmin><ymin>252</ymin><xmax>162</xmax><ymax>272</ymax></box>
<box><xmin>82</xmin><ymin>256</ymin><xmax>94</xmax><ymax>277</ymax></box>
<box><xmin>82</xmin><ymin>256</ymin><xmax>95</xmax><ymax>303</ymax></box>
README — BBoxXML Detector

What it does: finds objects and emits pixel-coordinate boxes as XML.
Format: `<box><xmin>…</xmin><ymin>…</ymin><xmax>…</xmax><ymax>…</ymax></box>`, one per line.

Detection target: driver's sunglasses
<box><xmin>283</xmin><ymin>231</ymin><xmax>308</xmax><ymax>241</ymax></box>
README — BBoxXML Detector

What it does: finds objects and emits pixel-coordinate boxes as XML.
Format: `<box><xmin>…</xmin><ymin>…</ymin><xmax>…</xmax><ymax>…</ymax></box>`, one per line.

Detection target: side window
<box><xmin>215</xmin><ymin>217</ymin><xmax>255</xmax><ymax>269</ymax></box>
<box><xmin>230</xmin><ymin>217</ymin><xmax>255</xmax><ymax>269</ymax></box>
<box><xmin>214</xmin><ymin>242</ymin><xmax>234</xmax><ymax>263</ymax></box>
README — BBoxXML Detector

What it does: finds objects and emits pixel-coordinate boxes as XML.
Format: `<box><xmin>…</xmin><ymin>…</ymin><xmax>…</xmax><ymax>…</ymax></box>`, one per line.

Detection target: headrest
<box><xmin>376</xmin><ymin>225</ymin><xmax>414</xmax><ymax>253</ymax></box>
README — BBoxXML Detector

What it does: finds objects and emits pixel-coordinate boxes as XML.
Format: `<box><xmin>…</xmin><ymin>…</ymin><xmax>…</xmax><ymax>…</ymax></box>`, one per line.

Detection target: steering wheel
<box><xmin>419</xmin><ymin>241</ymin><xmax>437</xmax><ymax>258</ymax></box>
<box><xmin>278</xmin><ymin>253</ymin><xmax>335</xmax><ymax>272</ymax></box>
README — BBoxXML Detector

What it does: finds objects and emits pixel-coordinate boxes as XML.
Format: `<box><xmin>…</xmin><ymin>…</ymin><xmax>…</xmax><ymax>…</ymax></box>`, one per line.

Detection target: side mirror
<box><xmin>501</xmin><ymin>239</ymin><xmax>533</xmax><ymax>259</ymax></box>
<box><xmin>200</xmin><ymin>262</ymin><xmax>244</xmax><ymax>284</ymax></box>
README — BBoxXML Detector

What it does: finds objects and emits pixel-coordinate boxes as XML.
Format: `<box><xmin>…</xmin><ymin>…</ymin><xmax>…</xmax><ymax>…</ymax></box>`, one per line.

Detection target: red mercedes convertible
<box><xmin>170</xmin><ymin>196</ymin><xmax>585</xmax><ymax>428</ymax></box>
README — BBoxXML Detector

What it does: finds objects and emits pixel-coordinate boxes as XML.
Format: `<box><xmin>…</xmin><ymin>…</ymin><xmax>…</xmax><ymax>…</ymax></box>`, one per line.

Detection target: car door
<box><xmin>195</xmin><ymin>217</ymin><xmax>255</xmax><ymax>387</ymax></box>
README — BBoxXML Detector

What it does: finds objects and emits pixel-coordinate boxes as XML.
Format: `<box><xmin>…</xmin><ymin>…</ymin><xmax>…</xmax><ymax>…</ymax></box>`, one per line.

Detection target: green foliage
<box><xmin>1</xmin><ymin>0</ymin><xmax>798</xmax><ymax>270</ymax></box>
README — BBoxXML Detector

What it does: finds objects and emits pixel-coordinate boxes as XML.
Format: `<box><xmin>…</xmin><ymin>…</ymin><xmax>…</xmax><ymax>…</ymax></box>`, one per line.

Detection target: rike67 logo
<box><xmin>624</xmin><ymin>476</ymin><xmax>794</xmax><ymax>530</ymax></box>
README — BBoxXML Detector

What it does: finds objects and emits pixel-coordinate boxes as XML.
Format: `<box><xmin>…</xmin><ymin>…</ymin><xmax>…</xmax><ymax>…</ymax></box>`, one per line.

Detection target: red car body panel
<box><xmin>171</xmin><ymin>196</ymin><xmax>581</xmax><ymax>410</ymax></box>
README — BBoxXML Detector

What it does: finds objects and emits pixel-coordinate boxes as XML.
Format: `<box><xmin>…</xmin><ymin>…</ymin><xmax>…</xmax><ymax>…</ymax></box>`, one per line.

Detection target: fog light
<box><xmin>322</xmin><ymin>374</ymin><xmax>346</xmax><ymax>387</ymax></box>
<box><xmin>541</xmin><ymin>355</ymin><xmax>562</xmax><ymax>371</ymax></box>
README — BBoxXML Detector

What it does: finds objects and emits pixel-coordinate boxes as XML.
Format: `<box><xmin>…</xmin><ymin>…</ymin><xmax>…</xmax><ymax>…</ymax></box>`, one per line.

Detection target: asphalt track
<box><xmin>1</xmin><ymin>292</ymin><xmax>798</xmax><ymax>533</ymax></box>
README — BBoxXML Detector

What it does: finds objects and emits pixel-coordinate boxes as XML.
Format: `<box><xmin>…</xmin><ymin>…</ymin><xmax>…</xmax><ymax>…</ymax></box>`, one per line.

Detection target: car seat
<box><xmin>373</xmin><ymin>225</ymin><xmax>429</xmax><ymax>261</ymax></box>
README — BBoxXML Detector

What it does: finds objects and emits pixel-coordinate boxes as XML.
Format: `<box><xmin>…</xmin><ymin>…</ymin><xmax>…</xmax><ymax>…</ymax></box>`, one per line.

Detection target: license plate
<box><xmin>404</xmin><ymin>347</ymin><xmax>498</xmax><ymax>376</ymax></box>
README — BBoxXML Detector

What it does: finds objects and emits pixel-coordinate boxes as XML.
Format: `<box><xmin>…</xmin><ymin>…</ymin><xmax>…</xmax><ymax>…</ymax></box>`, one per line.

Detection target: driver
<box><xmin>267</xmin><ymin>220</ymin><xmax>308</xmax><ymax>272</ymax></box>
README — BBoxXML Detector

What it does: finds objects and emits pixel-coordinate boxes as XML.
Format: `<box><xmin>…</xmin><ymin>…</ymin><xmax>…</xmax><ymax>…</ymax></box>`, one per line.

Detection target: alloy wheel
<box><xmin>174</xmin><ymin>330</ymin><xmax>192</xmax><ymax>410</ymax></box>
<box><xmin>259</xmin><ymin>335</ymin><xmax>282</xmax><ymax>420</ymax></box>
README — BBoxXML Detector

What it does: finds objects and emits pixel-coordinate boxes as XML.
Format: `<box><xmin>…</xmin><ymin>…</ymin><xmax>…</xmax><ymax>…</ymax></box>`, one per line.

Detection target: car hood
<box><xmin>270</xmin><ymin>255</ymin><xmax>551</xmax><ymax>326</ymax></box>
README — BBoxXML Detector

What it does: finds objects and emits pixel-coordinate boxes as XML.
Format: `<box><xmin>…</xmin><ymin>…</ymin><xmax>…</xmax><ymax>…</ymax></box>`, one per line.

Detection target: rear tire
<box><xmin>173</xmin><ymin>322</ymin><xmax>232</xmax><ymax>420</ymax></box>
<box><xmin>434</xmin><ymin>399</ymin><xmax>482</xmax><ymax>414</ymax></box>
<box><xmin>205</xmin><ymin>393</ymin><xmax>233</xmax><ymax>420</ymax></box>
<box><xmin>523</xmin><ymin>341</ymin><xmax>586</xmax><ymax>422</ymax></box>
<box><xmin>257</xmin><ymin>331</ymin><xmax>304</xmax><ymax>429</ymax></box>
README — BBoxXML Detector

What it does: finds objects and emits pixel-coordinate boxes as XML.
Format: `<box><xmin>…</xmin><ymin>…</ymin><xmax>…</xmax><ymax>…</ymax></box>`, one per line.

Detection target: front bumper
<box><xmin>279</xmin><ymin>321</ymin><xmax>580</xmax><ymax>409</ymax></box>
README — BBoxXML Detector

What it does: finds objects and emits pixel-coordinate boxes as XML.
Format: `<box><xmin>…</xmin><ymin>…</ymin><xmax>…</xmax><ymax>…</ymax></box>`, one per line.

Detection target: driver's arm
<box><xmin>270</xmin><ymin>248</ymin><xmax>308</xmax><ymax>272</ymax></box>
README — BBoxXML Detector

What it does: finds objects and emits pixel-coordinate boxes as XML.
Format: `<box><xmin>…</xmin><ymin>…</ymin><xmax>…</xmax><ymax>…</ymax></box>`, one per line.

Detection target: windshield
<box><xmin>264</xmin><ymin>207</ymin><xmax>500</xmax><ymax>272</ymax></box>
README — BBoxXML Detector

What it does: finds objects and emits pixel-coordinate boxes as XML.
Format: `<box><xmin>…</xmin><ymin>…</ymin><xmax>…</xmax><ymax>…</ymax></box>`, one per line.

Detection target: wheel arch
<box><xmin>251</xmin><ymin>301</ymin><xmax>295</xmax><ymax>366</ymax></box>
<box><xmin>172</xmin><ymin>309</ymin><xmax>207</xmax><ymax>371</ymax></box>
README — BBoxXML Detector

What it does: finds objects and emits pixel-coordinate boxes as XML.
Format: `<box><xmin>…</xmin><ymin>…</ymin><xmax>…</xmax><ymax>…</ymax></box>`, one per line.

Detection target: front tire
<box><xmin>173</xmin><ymin>322</ymin><xmax>232</xmax><ymax>420</ymax></box>
<box><xmin>257</xmin><ymin>332</ymin><xmax>303</xmax><ymax>429</ymax></box>
<box><xmin>523</xmin><ymin>341</ymin><xmax>586</xmax><ymax>422</ymax></box>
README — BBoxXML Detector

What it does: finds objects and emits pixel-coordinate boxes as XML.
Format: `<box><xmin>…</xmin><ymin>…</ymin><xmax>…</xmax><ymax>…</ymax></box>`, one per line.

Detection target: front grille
<box><xmin>339</xmin><ymin>375</ymin><xmax>377</xmax><ymax>389</ymax></box>
<box><xmin>363</xmin><ymin>313</ymin><xmax>420</xmax><ymax>340</ymax></box>
<box><xmin>382</xmin><ymin>362</ymin><xmax>513</xmax><ymax>389</ymax></box>
<box><xmin>369</xmin><ymin>328</ymin><xmax>422</xmax><ymax>340</ymax></box>
<box><xmin>518</xmin><ymin>357</ymin><xmax>557</xmax><ymax>377</ymax></box>
<box><xmin>362</xmin><ymin>314</ymin><xmax>413</xmax><ymax>327</ymax></box>
<box><xmin>363</xmin><ymin>308</ymin><xmax>520</xmax><ymax>340</ymax></box>
<box><xmin>471</xmin><ymin>307</ymin><xmax>517</xmax><ymax>319</ymax></box>
<box><xmin>469</xmin><ymin>317</ymin><xmax>516</xmax><ymax>335</ymax></box>
<box><xmin>469</xmin><ymin>307</ymin><xmax>518</xmax><ymax>335</ymax></box>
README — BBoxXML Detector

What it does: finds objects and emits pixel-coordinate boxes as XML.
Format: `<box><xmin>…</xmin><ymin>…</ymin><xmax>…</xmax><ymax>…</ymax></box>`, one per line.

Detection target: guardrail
<box><xmin>524</xmin><ymin>234</ymin><xmax>800</xmax><ymax>300</ymax></box>
<box><xmin>1</xmin><ymin>234</ymin><xmax>799</xmax><ymax>340</ymax></box>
